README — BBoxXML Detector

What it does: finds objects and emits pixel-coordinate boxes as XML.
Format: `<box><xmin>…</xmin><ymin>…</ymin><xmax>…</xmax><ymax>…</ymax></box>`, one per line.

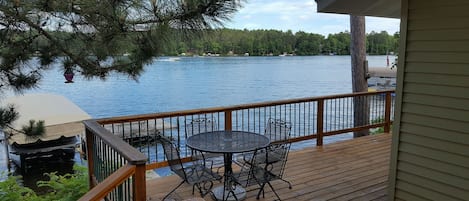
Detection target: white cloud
<box><xmin>241</xmin><ymin>23</ymin><xmax>262</xmax><ymax>30</ymax></box>
<box><xmin>280</xmin><ymin>15</ymin><xmax>291</xmax><ymax>21</ymax></box>
<box><xmin>317</xmin><ymin>24</ymin><xmax>349</xmax><ymax>36</ymax></box>
<box><xmin>241</xmin><ymin>14</ymin><xmax>253</xmax><ymax>20</ymax></box>
<box><xmin>366</xmin><ymin>17</ymin><xmax>401</xmax><ymax>34</ymax></box>
<box><xmin>226</xmin><ymin>0</ymin><xmax>400</xmax><ymax>36</ymax></box>
<box><xmin>241</xmin><ymin>0</ymin><xmax>314</xmax><ymax>14</ymax></box>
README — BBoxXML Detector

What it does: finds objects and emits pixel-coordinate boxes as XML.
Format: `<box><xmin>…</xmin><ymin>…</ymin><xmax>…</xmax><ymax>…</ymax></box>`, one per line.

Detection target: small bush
<box><xmin>0</xmin><ymin>174</ymin><xmax>39</xmax><ymax>201</ymax></box>
<box><xmin>370</xmin><ymin>117</ymin><xmax>385</xmax><ymax>135</ymax></box>
<box><xmin>369</xmin><ymin>117</ymin><xmax>392</xmax><ymax>135</ymax></box>
<box><xmin>0</xmin><ymin>165</ymin><xmax>88</xmax><ymax>201</ymax></box>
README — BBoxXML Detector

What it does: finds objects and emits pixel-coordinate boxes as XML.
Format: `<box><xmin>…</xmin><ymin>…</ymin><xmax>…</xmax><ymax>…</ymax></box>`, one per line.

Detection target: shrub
<box><xmin>370</xmin><ymin>117</ymin><xmax>385</xmax><ymax>135</ymax></box>
<box><xmin>38</xmin><ymin>165</ymin><xmax>88</xmax><ymax>201</ymax></box>
<box><xmin>0</xmin><ymin>174</ymin><xmax>40</xmax><ymax>201</ymax></box>
<box><xmin>0</xmin><ymin>165</ymin><xmax>88</xmax><ymax>201</ymax></box>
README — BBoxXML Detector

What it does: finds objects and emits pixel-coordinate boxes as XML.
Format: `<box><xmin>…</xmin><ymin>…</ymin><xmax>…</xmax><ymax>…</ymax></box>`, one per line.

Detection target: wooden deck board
<box><xmin>146</xmin><ymin>133</ymin><xmax>391</xmax><ymax>201</ymax></box>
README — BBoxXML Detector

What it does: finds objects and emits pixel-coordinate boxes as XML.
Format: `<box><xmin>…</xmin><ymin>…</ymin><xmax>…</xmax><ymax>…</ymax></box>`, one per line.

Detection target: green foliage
<box><xmin>366</xmin><ymin>31</ymin><xmax>399</xmax><ymax>55</ymax></box>
<box><xmin>0</xmin><ymin>0</ymin><xmax>244</xmax><ymax>93</ymax></box>
<box><xmin>38</xmin><ymin>165</ymin><xmax>89</xmax><ymax>201</ymax></box>
<box><xmin>1</xmin><ymin>0</ymin><xmax>244</xmax><ymax>136</ymax></box>
<box><xmin>295</xmin><ymin>31</ymin><xmax>325</xmax><ymax>55</ymax></box>
<box><xmin>154</xmin><ymin>28</ymin><xmax>399</xmax><ymax>56</ymax></box>
<box><xmin>370</xmin><ymin>117</ymin><xmax>385</xmax><ymax>135</ymax></box>
<box><xmin>21</xmin><ymin>120</ymin><xmax>45</xmax><ymax>137</ymax></box>
<box><xmin>369</xmin><ymin>117</ymin><xmax>393</xmax><ymax>135</ymax></box>
<box><xmin>0</xmin><ymin>104</ymin><xmax>18</xmax><ymax>128</ymax></box>
<box><xmin>0</xmin><ymin>165</ymin><xmax>88</xmax><ymax>201</ymax></box>
<box><xmin>0</xmin><ymin>174</ymin><xmax>39</xmax><ymax>201</ymax></box>
<box><xmin>323</xmin><ymin>31</ymin><xmax>351</xmax><ymax>55</ymax></box>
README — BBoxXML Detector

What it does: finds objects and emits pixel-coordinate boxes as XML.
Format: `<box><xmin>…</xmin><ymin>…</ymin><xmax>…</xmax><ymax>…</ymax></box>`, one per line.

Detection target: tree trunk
<box><xmin>350</xmin><ymin>16</ymin><xmax>370</xmax><ymax>137</ymax></box>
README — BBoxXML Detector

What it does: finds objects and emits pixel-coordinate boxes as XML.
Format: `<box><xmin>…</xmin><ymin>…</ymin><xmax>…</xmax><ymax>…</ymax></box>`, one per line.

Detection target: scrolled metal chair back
<box><xmin>159</xmin><ymin>137</ymin><xmax>222</xmax><ymax>199</ymax></box>
<box><xmin>160</xmin><ymin>138</ymin><xmax>187</xmax><ymax>179</ymax></box>
<box><xmin>235</xmin><ymin>141</ymin><xmax>292</xmax><ymax>200</ymax></box>
<box><xmin>185</xmin><ymin>117</ymin><xmax>218</xmax><ymax>136</ymax></box>
<box><xmin>264</xmin><ymin>118</ymin><xmax>292</xmax><ymax>143</ymax></box>
<box><xmin>265</xmin><ymin>142</ymin><xmax>291</xmax><ymax>180</ymax></box>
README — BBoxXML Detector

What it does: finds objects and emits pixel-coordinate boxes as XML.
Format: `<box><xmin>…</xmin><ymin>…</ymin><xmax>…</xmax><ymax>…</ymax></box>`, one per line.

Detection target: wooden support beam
<box><xmin>317</xmin><ymin>99</ymin><xmax>324</xmax><ymax>146</ymax></box>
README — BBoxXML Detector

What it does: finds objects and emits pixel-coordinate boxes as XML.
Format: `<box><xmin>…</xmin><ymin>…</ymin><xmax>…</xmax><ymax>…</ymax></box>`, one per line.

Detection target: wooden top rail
<box><xmin>78</xmin><ymin>164</ymin><xmax>136</xmax><ymax>201</ymax></box>
<box><xmin>82</xmin><ymin>90</ymin><xmax>395</xmax><ymax>201</ymax></box>
<box><xmin>97</xmin><ymin>90</ymin><xmax>395</xmax><ymax>124</ymax></box>
<box><xmin>84</xmin><ymin>120</ymin><xmax>147</xmax><ymax>164</ymax></box>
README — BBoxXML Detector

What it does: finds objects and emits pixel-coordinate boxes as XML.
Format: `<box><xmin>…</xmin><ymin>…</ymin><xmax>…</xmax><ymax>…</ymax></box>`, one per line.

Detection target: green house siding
<box><xmin>390</xmin><ymin>0</ymin><xmax>469</xmax><ymax>200</ymax></box>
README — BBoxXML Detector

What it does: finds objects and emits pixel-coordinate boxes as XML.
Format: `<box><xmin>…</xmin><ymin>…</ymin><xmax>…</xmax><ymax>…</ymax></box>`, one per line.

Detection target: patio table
<box><xmin>186</xmin><ymin>130</ymin><xmax>270</xmax><ymax>201</ymax></box>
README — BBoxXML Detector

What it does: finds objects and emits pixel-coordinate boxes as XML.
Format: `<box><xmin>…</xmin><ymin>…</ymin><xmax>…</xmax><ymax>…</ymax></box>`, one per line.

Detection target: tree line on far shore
<box><xmin>160</xmin><ymin>28</ymin><xmax>400</xmax><ymax>56</ymax></box>
<box><xmin>1</xmin><ymin>28</ymin><xmax>399</xmax><ymax>58</ymax></box>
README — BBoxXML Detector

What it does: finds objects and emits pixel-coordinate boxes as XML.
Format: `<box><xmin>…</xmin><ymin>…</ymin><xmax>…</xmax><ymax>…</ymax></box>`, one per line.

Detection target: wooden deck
<box><xmin>146</xmin><ymin>133</ymin><xmax>391</xmax><ymax>201</ymax></box>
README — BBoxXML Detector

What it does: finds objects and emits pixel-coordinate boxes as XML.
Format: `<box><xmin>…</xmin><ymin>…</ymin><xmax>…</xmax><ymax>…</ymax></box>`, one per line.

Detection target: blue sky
<box><xmin>225</xmin><ymin>0</ymin><xmax>400</xmax><ymax>36</ymax></box>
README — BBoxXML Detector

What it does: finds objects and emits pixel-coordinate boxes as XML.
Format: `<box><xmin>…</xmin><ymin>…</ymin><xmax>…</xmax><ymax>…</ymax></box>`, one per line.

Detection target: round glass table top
<box><xmin>186</xmin><ymin>130</ymin><xmax>270</xmax><ymax>153</ymax></box>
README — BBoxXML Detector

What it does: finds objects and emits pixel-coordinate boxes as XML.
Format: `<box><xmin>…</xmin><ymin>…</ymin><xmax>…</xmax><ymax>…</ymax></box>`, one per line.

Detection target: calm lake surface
<box><xmin>0</xmin><ymin>55</ymin><xmax>394</xmax><ymax>186</ymax></box>
<box><xmin>16</xmin><ymin>55</ymin><xmax>393</xmax><ymax>118</ymax></box>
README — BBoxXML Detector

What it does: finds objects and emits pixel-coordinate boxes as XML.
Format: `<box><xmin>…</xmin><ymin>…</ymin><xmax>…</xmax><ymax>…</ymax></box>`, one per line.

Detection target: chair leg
<box><xmin>194</xmin><ymin>180</ymin><xmax>215</xmax><ymax>197</ymax></box>
<box><xmin>280</xmin><ymin>178</ymin><xmax>292</xmax><ymax>189</ymax></box>
<box><xmin>222</xmin><ymin>189</ymin><xmax>239</xmax><ymax>201</ymax></box>
<box><xmin>256</xmin><ymin>183</ymin><xmax>266</xmax><ymax>200</ymax></box>
<box><xmin>163</xmin><ymin>180</ymin><xmax>185</xmax><ymax>201</ymax></box>
<box><xmin>266</xmin><ymin>181</ymin><xmax>282</xmax><ymax>201</ymax></box>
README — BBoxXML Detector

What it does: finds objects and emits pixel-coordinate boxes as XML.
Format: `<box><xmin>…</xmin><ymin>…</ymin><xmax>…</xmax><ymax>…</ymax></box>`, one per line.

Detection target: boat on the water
<box><xmin>158</xmin><ymin>57</ymin><xmax>181</xmax><ymax>62</ymax></box>
<box><xmin>2</xmin><ymin>93</ymin><xmax>91</xmax><ymax>170</ymax></box>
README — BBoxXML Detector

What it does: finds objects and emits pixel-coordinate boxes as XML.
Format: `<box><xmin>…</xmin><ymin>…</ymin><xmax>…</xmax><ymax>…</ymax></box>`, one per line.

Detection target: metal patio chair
<box><xmin>185</xmin><ymin>117</ymin><xmax>218</xmax><ymax>135</ymax></box>
<box><xmin>264</xmin><ymin>118</ymin><xmax>292</xmax><ymax>143</ymax></box>
<box><xmin>234</xmin><ymin>141</ymin><xmax>292</xmax><ymax>201</ymax></box>
<box><xmin>236</xmin><ymin>118</ymin><xmax>292</xmax><ymax>166</ymax></box>
<box><xmin>185</xmin><ymin>117</ymin><xmax>224</xmax><ymax>168</ymax></box>
<box><xmin>160</xmin><ymin>137</ymin><xmax>222</xmax><ymax>200</ymax></box>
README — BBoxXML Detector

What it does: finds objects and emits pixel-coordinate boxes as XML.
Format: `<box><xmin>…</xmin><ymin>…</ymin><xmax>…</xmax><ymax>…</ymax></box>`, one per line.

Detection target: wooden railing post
<box><xmin>133</xmin><ymin>163</ymin><xmax>146</xmax><ymax>201</ymax></box>
<box><xmin>85</xmin><ymin>127</ymin><xmax>95</xmax><ymax>189</ymax></box>
<box><xmin>79</xmin><ymin>90</ymin><xmax>395</xmax><ymax>201</ymax></box>
<box><xmin>384</xmin><ymin>91</ymin><xmax>392</xmax><ymax>133</ymax></box>
<box><xmin>225</xmin><ymin>110</ymin><xmax>232</xmax><ymax>131</ymax></box>
<box><xmin>317</xmin><ymin>99</ymin><xmax>324</xmax><ymax>146</ymax></box>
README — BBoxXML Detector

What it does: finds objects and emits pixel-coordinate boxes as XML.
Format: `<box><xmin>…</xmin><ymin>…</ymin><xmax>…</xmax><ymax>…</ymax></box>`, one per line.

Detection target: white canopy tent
<box><xmin>2</xmin><ymin>93</ymin><xmax>91</xmax><ymax>145</ymax></box>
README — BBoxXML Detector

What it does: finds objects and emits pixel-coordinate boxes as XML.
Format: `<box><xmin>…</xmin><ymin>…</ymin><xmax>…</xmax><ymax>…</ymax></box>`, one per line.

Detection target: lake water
<box><xmin>0</xmin><ymin>55</ymin><xmax>394</xmax><ymax>187</ymax></box>
<box><xmin>13</xmin><ymin>55</ymin><xmax>393</xmax><ymax>118</ymax></box>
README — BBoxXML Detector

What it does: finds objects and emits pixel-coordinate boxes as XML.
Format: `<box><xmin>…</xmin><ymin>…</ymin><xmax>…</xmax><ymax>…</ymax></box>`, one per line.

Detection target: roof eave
<box><xmin>316</xmin><ymin>0</ymin><xmax>401</xmax><ymax>19</ymax></box>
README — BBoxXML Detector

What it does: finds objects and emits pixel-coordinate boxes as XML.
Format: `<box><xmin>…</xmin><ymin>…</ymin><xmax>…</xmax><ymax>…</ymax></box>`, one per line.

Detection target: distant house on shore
<box><xmin>317</xmin><ymin>0</ymin><xmax>469</xmax><ymax>200</ymax></box>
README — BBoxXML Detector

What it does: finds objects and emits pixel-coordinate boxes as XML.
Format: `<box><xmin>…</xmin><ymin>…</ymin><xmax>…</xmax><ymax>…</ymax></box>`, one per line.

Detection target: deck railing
<box><xmin>81</xmin><ymin>90</ymin><xmax>395</xmax><ymax>201</ymax></box>
<box><xmin>79</xmin><ymin>121</ymin><xmax>147</xmax><ymax>201</ymax></box>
